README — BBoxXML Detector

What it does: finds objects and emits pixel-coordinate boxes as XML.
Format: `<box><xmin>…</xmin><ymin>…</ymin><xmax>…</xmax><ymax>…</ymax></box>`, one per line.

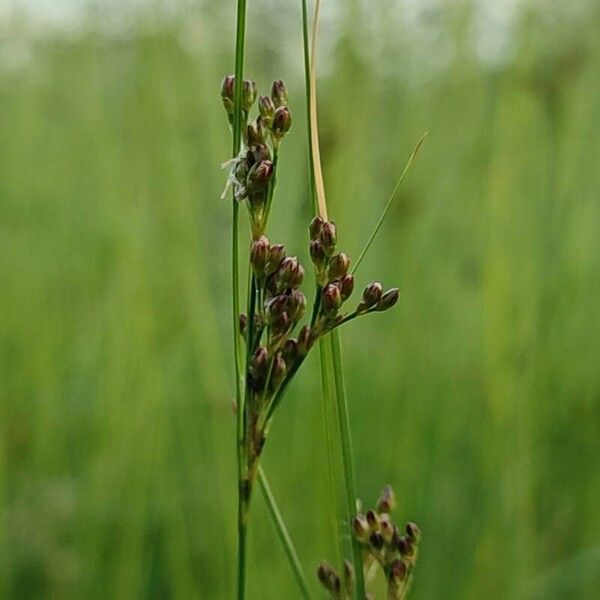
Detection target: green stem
<box><xmin>232</xmin><ymin>1</ymin><xmax>248</xmax><ymax>599</ymax></box>
<box><xmin>317</xmin><ymin>339</ymin><xmax>343</xmax><ymax>569</ymax></box>
<box><xmin>237</xmin><ymin>494</ymin><xmax>249</xmax><ymax>600</ymax></box>
<box><xmin>258</xmin><ymin>467</ymin><xmax>313</xmax><ymax>599</ymax></box>
<box><xmin>310</xmin><ymin>283</ymin><xmax>322</xmax><ymax>328</ymax></box>
<box><xmin>329</xmin><ymin>330</ymin><xmax>367</xmax><ymax>598</ymax></box>
<box><xmin>352</xmin><ymin>133</ymin><xmax>427</xmax><ymax>276</ymax></box>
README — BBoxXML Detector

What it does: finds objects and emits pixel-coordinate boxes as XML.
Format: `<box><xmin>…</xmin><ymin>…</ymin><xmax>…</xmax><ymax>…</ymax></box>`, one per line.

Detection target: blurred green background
<box><xmin>1</xmin><ymin>0</ymin><xmax>599</xmax><ymax>598</ymax></box>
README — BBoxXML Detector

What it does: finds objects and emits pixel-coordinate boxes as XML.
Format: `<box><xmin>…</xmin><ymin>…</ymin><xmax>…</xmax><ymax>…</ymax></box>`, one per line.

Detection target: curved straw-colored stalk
<box><xmin>308</xmin><ymin>0</ymin><xmax>328</xmax><ymax>221</ymax></box>
<box><xmin>301</xmin><ymin>0</ymin><xmax>316</xmax><ymax>211</ymax></box>
<box><xmin>305</xmin><ymin>1</ymin><xmax>367</xmax><ymax>597</ymax></box>
<box><xmin>352</xmin><ymin>132</ymin><xmax>428</xmax><ymax>275</ymax></box>
<box><xmin>258</xmin><ymin>467</ymin><xmax>313</xmax><ymax>599</ymax></box>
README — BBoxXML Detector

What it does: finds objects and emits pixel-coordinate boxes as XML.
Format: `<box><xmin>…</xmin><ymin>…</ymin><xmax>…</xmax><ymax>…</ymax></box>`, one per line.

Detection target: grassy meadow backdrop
<box><xmin>1</xmin><ymin>0</ymin><xmax>599</xmax><ymax>598</ymax></box>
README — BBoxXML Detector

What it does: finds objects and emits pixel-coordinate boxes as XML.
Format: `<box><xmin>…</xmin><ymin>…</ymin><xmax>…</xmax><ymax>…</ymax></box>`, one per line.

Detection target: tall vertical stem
<box><xmin>232</xmin><ymin>1</ymin><xmax>248</xmax><ymax>599</ymax></box>
<box><xmin>329</xmin><ymin>331</ymin><xmax>366</xmax><ymax>597</ymax></box>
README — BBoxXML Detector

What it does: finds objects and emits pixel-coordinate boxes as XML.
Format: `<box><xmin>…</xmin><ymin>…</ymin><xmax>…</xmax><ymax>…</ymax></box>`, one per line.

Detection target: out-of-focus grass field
<box><xmin>1</xmin><ymin>1</ymin><xmax>600</xmax><ymax>598</ymax></box>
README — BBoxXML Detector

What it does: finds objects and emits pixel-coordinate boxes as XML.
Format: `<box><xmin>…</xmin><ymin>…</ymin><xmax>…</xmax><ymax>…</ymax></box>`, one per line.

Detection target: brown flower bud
<box><xmin>271</xmin><ymin>312</ymin><xmax>290</xmax><ymax>336</ymax></box>
<box><xmin>287</xmin><ymin>289</ymin><xmax>307</xmax><ymax>321</ymax></box>
<box><xmin>258</xmin><ymin>95</ymin><xmax>275</xmax><ymax>127</ymax></box>
<box><xmin>380</xmin><ymin>514</ymin><xmax>395</xmax><ymax>543</ymax></box>
<box><xmin>271</xmin><ymin>353</ymin><xmax>287</xmax><ymax>389</ymax></box>
<box><xmin>366</xmin><ymin>509</ymin><xmax>380</xmax><ymax>531</ymax></box>
<box><xmin>242</xmin><ymin>79</ymin><xmax>257</xmax><ymax>111</ymax></box>
<box><xmin>377</xmin><ymin>484</ymin><xmax>396</xmax><ymax>514</ymax></box>
<box><xmin>339</xmin><ymin>274</ymin><xmax>355</xmax><ymax>301</ymax></box>
<box><xmin>247</xmin><ymin>143</ymin><xmax>271</xmax><ymax>166</ymax></box>
<box><xmin>247</xmin><ymin>119</ymin><xmax>266</xmax><ymax>146</ymax></box>
<box><xmin>250</xmin><ymin>346</ymin><xmax>269</xmax><ymax>379</ymax></box>
<box><xmin>246</xmin><ymin>160</ymin><xmax>273</xmax><ymax>194</ymax></box>
<box><xmin>250</xmin><ymin>235</ymin><xmax>270</xmax><ymax>278</ymax></box>
<box><xmin>376</xmin><ymin>288</ymin><xmax>400</xmax><ymax>311</ymax></box>
<box><xmin>390</xmin><ymin>558</ymin><xmax>407</xmax><ymax>583</ymax></box>
<box><xmin>272</xmin><ymin>106</ymin><xmax>292</xmax><ymax>137</ymax></box>
<box><xmin>328</xmin><ymin>252</ymin><xmax>350</xmax><ymax>280</ymax></box>
<box><xmin>234</xmin><ymin>156</ymin><xmax>250</xmax><ymax>182</ymax></box>
<box><xmin>391</xmin><ymin>525</ymin><xmax>401</xmax><ymax>548</ymax></box>
<box><xmin>353</xmin><ymin>514</ymin><xmax>370</xmax><ymax>542</ymax></box>
<box><xmin>266</xmin><ymin>244</ymin><xmax>286</xmax><ymax>275</ymax></box>
<box><xmin>362</xmin><ymin>282</ymin><xmax>383</xmax><ymax>308</ymax></box>
<box><xmin>282</xmin><ymin>338</ymin><xmax>298</xmax><ymax>362</ymax></box>
<box><xmin>297</xmin><ymin>325</ymin><xmax>313</xmax><ymax>355</ymax></box>
<box><xmin>309</xmin><ymin>239</ymin><xmax>326</xmax><ymax>270</ymax></box>
<box><xmin>266</xmin><ymin>294</ymin><xmax>288</xmax><ymax>322</ymax></box>
<box><xmin>309</xmin><ymin>215</ymin><xmax>325</xmax><ymax>239</ymax></box>
<box><xmin>405</xmin><ymin>522</ymin><xmax>421</xmax><ymax>544</ymax></box>
<box><xmin>396</xmin><ymin>535</ymin><xmax>413</xmax><ymax>557</ymax></box>
<box><xmin>278</xmin><ymin>256</ymin><xmax>305</xmax><ymax>289</ymax></box>
<box><xmin>317</xmin><ymin>562</ymin><xmax>340</xmax><ymax>594</ymax></box>
<box><xmin>322</xmin><ymin>284</ymin><xmax>342</xmax><ymax>315</ymax></box>
<box><xmin>369</xmin><ymin>531</ymin><xmax>384</xmax><ymax>550</ymax></box>
<box><xmin>221</xmin><ymin>74</ymin><xmax>235</xmax><ymax>115</ymax></box>
<box><xmin>271</xmin><ymin>79</ymin><xmax>288</xmax><ymax>108</ymax></box>
<box><xmin>319</xmin><ymin>221</ymin><xmax>337</xmax><ymax>256</ymax></box>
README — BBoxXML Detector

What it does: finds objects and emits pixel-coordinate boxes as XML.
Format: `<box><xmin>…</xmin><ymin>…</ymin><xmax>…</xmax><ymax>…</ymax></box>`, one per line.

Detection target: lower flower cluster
<box><xmin>318</xmin><ymin>485</ymin><xmax>420</xmax><ymax>600</ymax></box>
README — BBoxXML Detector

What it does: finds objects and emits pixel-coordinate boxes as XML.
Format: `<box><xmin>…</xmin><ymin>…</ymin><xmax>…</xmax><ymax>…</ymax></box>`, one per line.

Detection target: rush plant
<box><xmin>222</xmin><ymin>1</ymin><xmax>424</xmax><ymax>598</ymax></box>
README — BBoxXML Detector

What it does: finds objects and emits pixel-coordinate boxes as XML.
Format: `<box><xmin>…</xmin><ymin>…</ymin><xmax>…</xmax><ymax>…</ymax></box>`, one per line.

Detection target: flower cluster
<box><xmin>221</xmin><ymin>75</ymin><xmax>292</xmax><ymax>239</ymax></box>
<box><xmin>308</xmin><ymin>216</ymin><xmax>399</xmax><ymax>337</ymax></box>
<box><xmin>239</xmin><ymin>219</ymin><xmax>400</xmax><ymax>480</ymax></box>
<box><xmin>317</xmin><ymin>485</ymin><xmax>420</xmax><ymax>600</ymax></box>
<box><xmin>220</xmin><ymin>77</ymin><xmax>402</xmax><ymax>522</ymax></box>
